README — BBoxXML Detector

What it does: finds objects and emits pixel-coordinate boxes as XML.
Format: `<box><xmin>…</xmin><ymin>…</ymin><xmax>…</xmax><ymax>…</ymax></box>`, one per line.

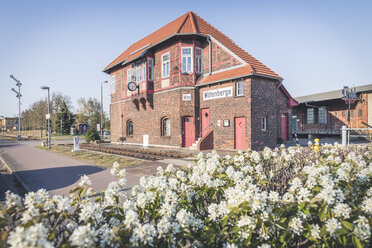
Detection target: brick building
<box><xmin>104</xmin><ymin>11</ymin><xmax>297</xmax><ymax>151</ymax></box>
<box><xmin>293</xmin><ymin>84</ymin><xmax>372</xmax><ymax>135</ymax></box>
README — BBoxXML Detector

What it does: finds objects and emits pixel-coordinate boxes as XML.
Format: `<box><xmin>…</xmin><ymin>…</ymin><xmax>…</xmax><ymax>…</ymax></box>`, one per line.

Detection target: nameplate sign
<box><xmin>182</xmin><ymin>94</ymin><xmax>191</xmax><ymax>101</ymax></box>
<box><xmin>203</xmin><ymin>86</ymin><xmax>233</xmax><ymax>101</ymax></box>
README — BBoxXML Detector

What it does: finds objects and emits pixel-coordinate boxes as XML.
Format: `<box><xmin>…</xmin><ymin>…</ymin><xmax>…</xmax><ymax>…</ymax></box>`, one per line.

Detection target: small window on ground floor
<box><xmin>318</xmin><ymin>106</ymin><xmax>327</xmax><ymax>124</ymax></box>
<box><xmin>359</xmin><ymin>110</ymin><xmax>362</xmax><ymax>116</ymax></box>
<box><xmin>127</xmin><ymin>120</ymin><xmax>133</xmax><ymax>136</ymax></box>
<box><xmin>161</xmin><ymin>117</ymin><xmax>171</xmax><ymax>136</ymax></box>
<box><xmin>261</xmin><ymin>116</ymin><xmax>267</xmax><ymax>131</ymax></box>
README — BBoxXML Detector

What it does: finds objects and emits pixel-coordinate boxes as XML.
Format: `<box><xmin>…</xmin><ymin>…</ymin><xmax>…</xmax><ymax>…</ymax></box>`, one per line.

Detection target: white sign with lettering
<box><xmin>203</xmin><ymin>86</ymin><xmax>233</xmax><ymax>101</ymax></box>
<box><xmin>182</xmin><ymin>94</ymin><xmax>191</xmax><ymax>101</ymax></box>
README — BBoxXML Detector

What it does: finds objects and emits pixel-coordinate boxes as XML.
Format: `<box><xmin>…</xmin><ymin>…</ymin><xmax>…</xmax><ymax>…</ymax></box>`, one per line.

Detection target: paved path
<box><xmin>0</xmin><ymin>140</ymin><xmax>184</xmax><ymax>197</ymax></box>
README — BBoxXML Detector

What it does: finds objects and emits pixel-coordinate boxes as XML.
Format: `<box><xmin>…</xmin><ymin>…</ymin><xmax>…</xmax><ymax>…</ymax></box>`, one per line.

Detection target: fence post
<box><xmin>342</xmin><ymin>126</ymin><xmax>347</xmax><ymax>146</ymax></box>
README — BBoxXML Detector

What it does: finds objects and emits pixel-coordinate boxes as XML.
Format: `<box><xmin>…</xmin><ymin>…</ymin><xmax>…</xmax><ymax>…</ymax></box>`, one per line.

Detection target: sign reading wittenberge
<box><xmin>203</xmin><ymin>86</ymin><xmax>233</xmax><ymax>100</ymax></box>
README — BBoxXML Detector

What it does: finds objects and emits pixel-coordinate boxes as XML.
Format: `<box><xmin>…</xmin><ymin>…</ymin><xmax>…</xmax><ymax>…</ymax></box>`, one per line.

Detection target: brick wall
<box><xmin>110</xmin><ymin>87</ymin><xmax>197</xmax><ymax>147</ymax></box>
<box><xmin>294</xmin><ymin>93</ymin><xmax>369</xmax><ymax>131</ymax></box>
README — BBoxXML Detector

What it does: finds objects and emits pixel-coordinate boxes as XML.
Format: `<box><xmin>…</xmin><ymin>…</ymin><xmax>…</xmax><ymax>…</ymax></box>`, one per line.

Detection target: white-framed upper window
<box><xmin>236</xmin><ymin>81</ymin><xmax>244</xmax><ymax>96</ymax></box>
<box><xmin>318</xmin><ymin>106</ymin><xmax>327</xmax><ymax>124</ymax></box>
<box><xmin>162</xmin><ymin>53</ymin><xmax>170</xmax><ymax>78</ymax></box>
<box><xmin>136</xmin><ymin>63</ymin><xmax>142</xmax><ymax>83</ymax></box>
<box><xmin>111</xmin><ymin>75</ymin><xmax>116</xmax><ymax>93</ymax></box>
<box><xmin>127</xmin><ymin>69</ymin><xmax>132</xmax><ymax>85</ymax></box>
<box><xmin>181</xmin><ymin>47</ymin><xmax>193</xmax><ymax>73</ymax></box>
<box><xmin>262</xmin><ymin>116</ymin><xmax>267</xmax><ymax>131</ymax></box>
<box><xmin>195</xmin><ymin>47</ymin><xmax>203</xmax><ymax>73</ymax></box>
<box><xmin>142</xmin><ymin>61</ymin><xmax>146</xmax><ymax>83</ymax></box>
<box><xmin>148</xmin><ymin>58</ymin><xmax>154</xmax><ymax>81</ymax></box>
<box><xmin>307</xmin><ymin>108</ymin><xmax>314</xmax><ymax>124</ymax></box>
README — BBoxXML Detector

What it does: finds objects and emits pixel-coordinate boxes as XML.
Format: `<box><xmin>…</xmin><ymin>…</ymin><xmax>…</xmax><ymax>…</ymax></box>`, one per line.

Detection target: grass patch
<box><xmin>37</xmin><ymin>145</ymin><xmax>142</xmax><ymax>168</ymax></box>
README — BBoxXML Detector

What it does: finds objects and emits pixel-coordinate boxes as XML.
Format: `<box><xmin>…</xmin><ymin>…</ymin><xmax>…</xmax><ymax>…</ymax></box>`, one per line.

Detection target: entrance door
<box><xmin>281</xmin><ymin>114</ymin><xmax>288</xmax><ymax>141</ymax></box>
<box><xmin>234</xmin><ymin>117</ymin><xmax>247</xmax><ymax>150</ymax></box>
<box><xmin>182</xmin><ymin>116</ymin><xmax>194</xmax><ymax>147</ymax></box>
<box><xmin>201</xmin><ymin>108</ymin><xmax>210</xmax><ymax>137</ymax></box>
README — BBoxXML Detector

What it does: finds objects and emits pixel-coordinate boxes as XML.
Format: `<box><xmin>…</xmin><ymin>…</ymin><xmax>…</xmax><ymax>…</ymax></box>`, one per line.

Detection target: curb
<box><xmin>0</xmin><ymin>154</ymin><xmax>32</xmax><ymax>192</ymax></box>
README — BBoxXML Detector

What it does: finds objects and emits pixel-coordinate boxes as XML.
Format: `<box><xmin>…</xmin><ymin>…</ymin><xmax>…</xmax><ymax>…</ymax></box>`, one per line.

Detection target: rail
<box><xmin>200</xmin><ymin>123</ymin><xmax>214</xmax><ymax>138</ymax></box>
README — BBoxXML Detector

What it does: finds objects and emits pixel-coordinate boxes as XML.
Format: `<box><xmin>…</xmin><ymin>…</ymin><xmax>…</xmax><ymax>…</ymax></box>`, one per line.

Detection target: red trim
<box><xmin>278</xmin><ymin>83</ymin><xmax>298</xmax><ymax>107</ymax></box>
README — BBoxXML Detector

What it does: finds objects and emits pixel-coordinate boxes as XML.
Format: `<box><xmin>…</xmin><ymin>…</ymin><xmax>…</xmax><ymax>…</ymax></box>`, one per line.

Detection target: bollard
<box><xmin>342</xmin><ymin>126</ymin><xmax>347</xmax><ymax>146</ymax></box>
<box><xmin>314</xmin><ymin>138</ymin><xmax>319</xmax><ymax>152</ymax></box>
<box><xmin>72</xmin><ymin>136</ymin><xmax>81</xmax><ymax>152</ymax></box>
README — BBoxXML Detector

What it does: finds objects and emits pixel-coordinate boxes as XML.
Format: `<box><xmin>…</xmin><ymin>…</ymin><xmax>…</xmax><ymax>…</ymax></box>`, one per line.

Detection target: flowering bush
<box><xmin>1</xmin><ymin>143</ymin><xmax>371</xmax><ymax>247</ymax></box>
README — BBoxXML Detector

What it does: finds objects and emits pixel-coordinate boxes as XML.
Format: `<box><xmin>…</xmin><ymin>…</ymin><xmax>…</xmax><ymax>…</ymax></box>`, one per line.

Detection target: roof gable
<box><xmin>104</xmin><ymin>11</ymin><xmax>280</xmax><ymax>79</ymax></box>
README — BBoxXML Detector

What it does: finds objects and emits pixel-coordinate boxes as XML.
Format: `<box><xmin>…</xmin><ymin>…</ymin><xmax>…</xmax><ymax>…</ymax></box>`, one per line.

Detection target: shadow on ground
<box><xmin>14</xmin><ymin>165</ymin><xmax>105</xmax><ymax>192</ymax></box>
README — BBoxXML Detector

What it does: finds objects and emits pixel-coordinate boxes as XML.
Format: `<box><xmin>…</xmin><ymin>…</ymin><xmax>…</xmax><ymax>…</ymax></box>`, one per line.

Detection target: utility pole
<box><xmin>41</xmin><ymin>86</ymin><xmax>51</xmax><ymax>148</ymax></box>
<box><xmin>10</xmin><ymin>75</ymin><xmax>22</xmax><ymax>140</ymax></box>
<box><xmin>101</xmin><ymin>80</ymin><xmax>108</xmax><ymax>138</ymax></box>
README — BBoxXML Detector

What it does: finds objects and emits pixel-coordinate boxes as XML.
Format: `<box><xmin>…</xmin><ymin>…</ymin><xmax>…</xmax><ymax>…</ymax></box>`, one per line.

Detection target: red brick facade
<box><xmin>105</xmin><ymin>12</ymin><xmax>296</xmax><ymax>151</ymax></box>
<box><xmin>295</xmin><ymin>92</ymin><xmax>371</xmax><ymax>132</ymax></box>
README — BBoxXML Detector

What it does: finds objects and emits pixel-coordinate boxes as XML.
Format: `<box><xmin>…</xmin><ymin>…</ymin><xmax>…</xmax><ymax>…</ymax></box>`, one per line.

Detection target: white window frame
<box><xmin>161</xmin><ymin>117</ymin><xmax>171</xmax><ymax>136</ymax></box>
<box><xmin>318</xmin><ymin>106</ymin><xmax>327</xmax><ymax>124</ymax></box>
<box><xmin>307</xmin><ymin>108</ymin><xmax>314</xmax><ymax>124</ymax></box>
<box><xmin>148</xmin><ymin>58</ymin><xmax>154</xmax><ymax>81</ymax></box>
<box><xmin>111</xmin><ymin>75</ymin><xmax>116</xmax><ymax>93</ymax></box>
<box><xmin>236</xmin><ymin>81</ymin><xmax>244</xmax><ymax>96</ymax></box>
<box><xmin>195</xmin><ymin>47</ymin><xmax>203</xmax><ymax>73</ymax></box>
<box><xmin>127</xmin><ymin>69</ymin><xmax>132</xmax><ymax>85</ymax></box>
<box><xmin>262</xmin><ymin>116</ymin><xmax>267</xmax><ymax>131</ymax></box>
<box><xmin>181</xmin><ymin>46</ymin><xmax>193</xmax><ymax>74</ymax></box>
<box><xmin>136</xmin><ymin>63</ymin><xmax>142</xmax><ymax>83</ymax></box>
<box><xmin>162</xmin><ymin>53</ymin><xmax>170</xmax><ymax>78</ymax></box>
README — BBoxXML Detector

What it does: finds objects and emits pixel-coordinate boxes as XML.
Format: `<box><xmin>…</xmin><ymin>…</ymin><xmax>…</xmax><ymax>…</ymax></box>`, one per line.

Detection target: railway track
<box><xmin>80</xmin><ymin>143</ymin><xmax>190</xmax><ymax>161</ymax></box>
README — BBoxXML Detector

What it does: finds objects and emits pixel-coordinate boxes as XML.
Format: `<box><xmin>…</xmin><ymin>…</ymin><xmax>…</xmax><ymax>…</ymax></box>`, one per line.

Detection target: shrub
<box><xmin>84</xmin><ymin>128</ymin><xmax>100</xmax><ymax>143</ymax></box>
<box><xmin>1</xmin><ymin>143</ymin><xmax>371</xmax><ymax>247</ymax></box>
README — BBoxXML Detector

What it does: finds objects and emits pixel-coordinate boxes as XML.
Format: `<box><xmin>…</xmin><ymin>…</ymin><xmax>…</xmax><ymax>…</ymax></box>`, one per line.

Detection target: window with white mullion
<box><xmin>127</xmin><ymin>69</ymin><xmax>132</xmax><ymax>86</ymax></box>
<box><xmin>136</xmin><ymin>63</ymin><xmax>142</xmax><ymax>83</ymax></box>
<box><xmin>181</xmin><ymin>47</ymin><xmax>193</xmax><ymax>73</ymax></box>
<box><xmin>195</xmin><ymin>47</ymin><xmax>203</xmax><ymax>73</ymax></box>
<box><xmin>162</xmin><ymin>53</ymin><xmax>170</xmax><ymax>78</ymax></box>
<box><xmin>148</xmin><ymin>58</ymin><xmax>154</xmax><ymax>81</ymax></box>
<box><xmin>111</xmin><ymin>75</ymin><xmax>116</xmax><ymax>93</ymax></box>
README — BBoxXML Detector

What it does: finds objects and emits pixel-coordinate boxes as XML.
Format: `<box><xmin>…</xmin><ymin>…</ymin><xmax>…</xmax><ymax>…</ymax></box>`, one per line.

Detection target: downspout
<box><xmin>207</xmin><ymin>36</ymin><xmax>212</xmax><ymax>75</ymax></box>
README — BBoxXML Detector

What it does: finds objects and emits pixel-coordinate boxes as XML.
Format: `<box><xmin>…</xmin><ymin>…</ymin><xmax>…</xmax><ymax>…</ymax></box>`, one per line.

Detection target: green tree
<box><xmin>76</xmin><ymin>97</ymin><xmax>103</xmax><ymax>128</ymax></box>
<box><xmin>54</xmin><ymin>100</ymin><xmax>74</xmax><ymax>135</ymax></box>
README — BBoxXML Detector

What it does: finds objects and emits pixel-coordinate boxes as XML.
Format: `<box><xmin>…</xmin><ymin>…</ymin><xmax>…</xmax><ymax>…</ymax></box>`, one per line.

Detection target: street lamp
<box><xmin>40</xmin><ymin>86</ymin><xmax>51</xmax><ymax>149</ymax></box>
<box><xmin>101</xmin><ymin>80</ymin><xmax>108</xmax><ymax>138</ymax></box>
<box><xmin>0</xmin><ymin>115</ymin><xmax>4</xmax><ymax>139</ymax></box>
<box><xmin>10</xmin><ymin>75</ymin><xmax>22</xmax><ymax>140</ymax></box>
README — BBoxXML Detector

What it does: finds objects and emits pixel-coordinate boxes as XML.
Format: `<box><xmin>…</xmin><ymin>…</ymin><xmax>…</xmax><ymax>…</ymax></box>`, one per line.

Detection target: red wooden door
<box><xmin>201</xmin><ymin>108</ymin><xmax>209</xmax><ymax>137</ymax></box>
<box><xmin>281</xmin><ymin>114</ymin><xmax>288</xmax><ymax>141</ymax></box>
<box><xmin>235</xmin><ymin>117</ymin><xmax>247</xmax><ymax>150</ymax></box>
<box><xmin>182</xmin><ymin>116</ymin><xmax>194</xmax><ymax>147</ymax></box>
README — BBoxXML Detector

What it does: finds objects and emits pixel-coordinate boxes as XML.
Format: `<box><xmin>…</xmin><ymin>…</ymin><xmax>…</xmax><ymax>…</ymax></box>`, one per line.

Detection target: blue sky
<box><xmin>1</xmin><ymin>0</ymin><xmax>371</xmax><ymax>117</ymax></box>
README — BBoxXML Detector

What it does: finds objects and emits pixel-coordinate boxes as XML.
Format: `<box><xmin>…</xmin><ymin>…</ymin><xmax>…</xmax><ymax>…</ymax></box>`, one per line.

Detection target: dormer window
<box><xmin>181</xmin><ymin>47</ymin><xmax>193</xmax><ymax>73</ymax></box>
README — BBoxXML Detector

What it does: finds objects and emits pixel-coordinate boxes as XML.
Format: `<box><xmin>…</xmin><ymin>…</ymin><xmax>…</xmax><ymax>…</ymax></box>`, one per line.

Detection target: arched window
<box><xmin>127</xmin><ymin>120</ymin><xmax>133</xmax><ymax>136</ymax></box>
<box><xmin>161</xmin><ymin>117</ymin><xmax>171</xmax><ymax>136</ymax></box>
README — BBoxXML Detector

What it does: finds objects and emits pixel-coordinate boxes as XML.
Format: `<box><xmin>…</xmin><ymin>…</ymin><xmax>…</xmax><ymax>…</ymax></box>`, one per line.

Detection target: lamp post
<box><xmin>10</xmin><ymin>75</ymin><xmax>22</xmax><ymax>140</ymax></box>
<box><xmin>101</xmin><ymin>80</ymin><xmax>108</xmax><ymax>138</ymax></box>
<box><xmin>40</xmin><ymin>86</ymin><xmax>51</xmax><ymax>149</ymax></box>
<box><xmin>0</xmin><ymin>115</ymin><xmax>4</xmax><ymax>139</ymax></box>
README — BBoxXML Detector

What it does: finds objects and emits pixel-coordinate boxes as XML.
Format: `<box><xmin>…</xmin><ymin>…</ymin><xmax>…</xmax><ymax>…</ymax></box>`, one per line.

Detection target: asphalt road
<box><xmin>0</xmin><ymin>139</ymin><xmax>178</xmax><ymax>197</ymax></box>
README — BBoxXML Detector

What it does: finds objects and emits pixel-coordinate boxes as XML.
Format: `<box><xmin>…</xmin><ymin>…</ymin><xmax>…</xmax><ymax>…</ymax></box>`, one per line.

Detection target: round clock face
<box><xmin>128</xmin><ymin>82</ymin><xmax>137</xmax><ymax>91</ymax></box>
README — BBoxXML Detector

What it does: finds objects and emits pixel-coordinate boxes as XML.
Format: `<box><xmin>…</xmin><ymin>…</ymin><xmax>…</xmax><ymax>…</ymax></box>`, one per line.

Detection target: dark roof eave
<box><xmin>195</xmin><ymin>73</ymin><xmax>282</xmax><ymax>87</ymax></box>
<box><xmin>103</xmin><ymin>33</ymin><xmax>209</xmax><ymax>74</ymax></box>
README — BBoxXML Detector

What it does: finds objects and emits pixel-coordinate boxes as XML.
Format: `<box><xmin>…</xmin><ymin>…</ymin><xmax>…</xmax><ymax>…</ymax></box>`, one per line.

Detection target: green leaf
<box><xmin>341</xmin><ymin>220</ymin><xmax>353</xmax><ymax>231</ymax></box>
<box><xmin>352</xmin><ymin>236</ymin><xmax>362</xmax><ymax>248</ymax></box>
<box><xmin>319</xmin><ymin>205</ymin><xmax>328</xmax><ymax>221</ymax></box>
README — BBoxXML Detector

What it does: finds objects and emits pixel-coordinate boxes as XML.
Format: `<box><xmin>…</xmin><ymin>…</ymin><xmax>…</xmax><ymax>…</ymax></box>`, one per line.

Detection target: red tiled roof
<box><xmin>196</xmin><ymin>65</ymin><xmax>254</xmax><ymax>85</ymax></box>
<box><xmin>104</xmin><ymin>11</ymin><xmax>281</xmax><ymax>79</ymax></box>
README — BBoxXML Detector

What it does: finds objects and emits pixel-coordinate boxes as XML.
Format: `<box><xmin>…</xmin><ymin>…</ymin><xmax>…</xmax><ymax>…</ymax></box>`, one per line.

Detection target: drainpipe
<box><xmin>207</xmin><ymin>36</ymin><xmax>212</xmax><ymax>75</ymax></box>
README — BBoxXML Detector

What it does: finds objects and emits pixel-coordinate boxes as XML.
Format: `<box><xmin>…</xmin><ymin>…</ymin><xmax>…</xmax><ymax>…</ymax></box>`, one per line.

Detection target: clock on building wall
<box><xmin>128</xmin><ymin>82</ymin><xmax>138</xmax><ymax>91</ymax></box>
